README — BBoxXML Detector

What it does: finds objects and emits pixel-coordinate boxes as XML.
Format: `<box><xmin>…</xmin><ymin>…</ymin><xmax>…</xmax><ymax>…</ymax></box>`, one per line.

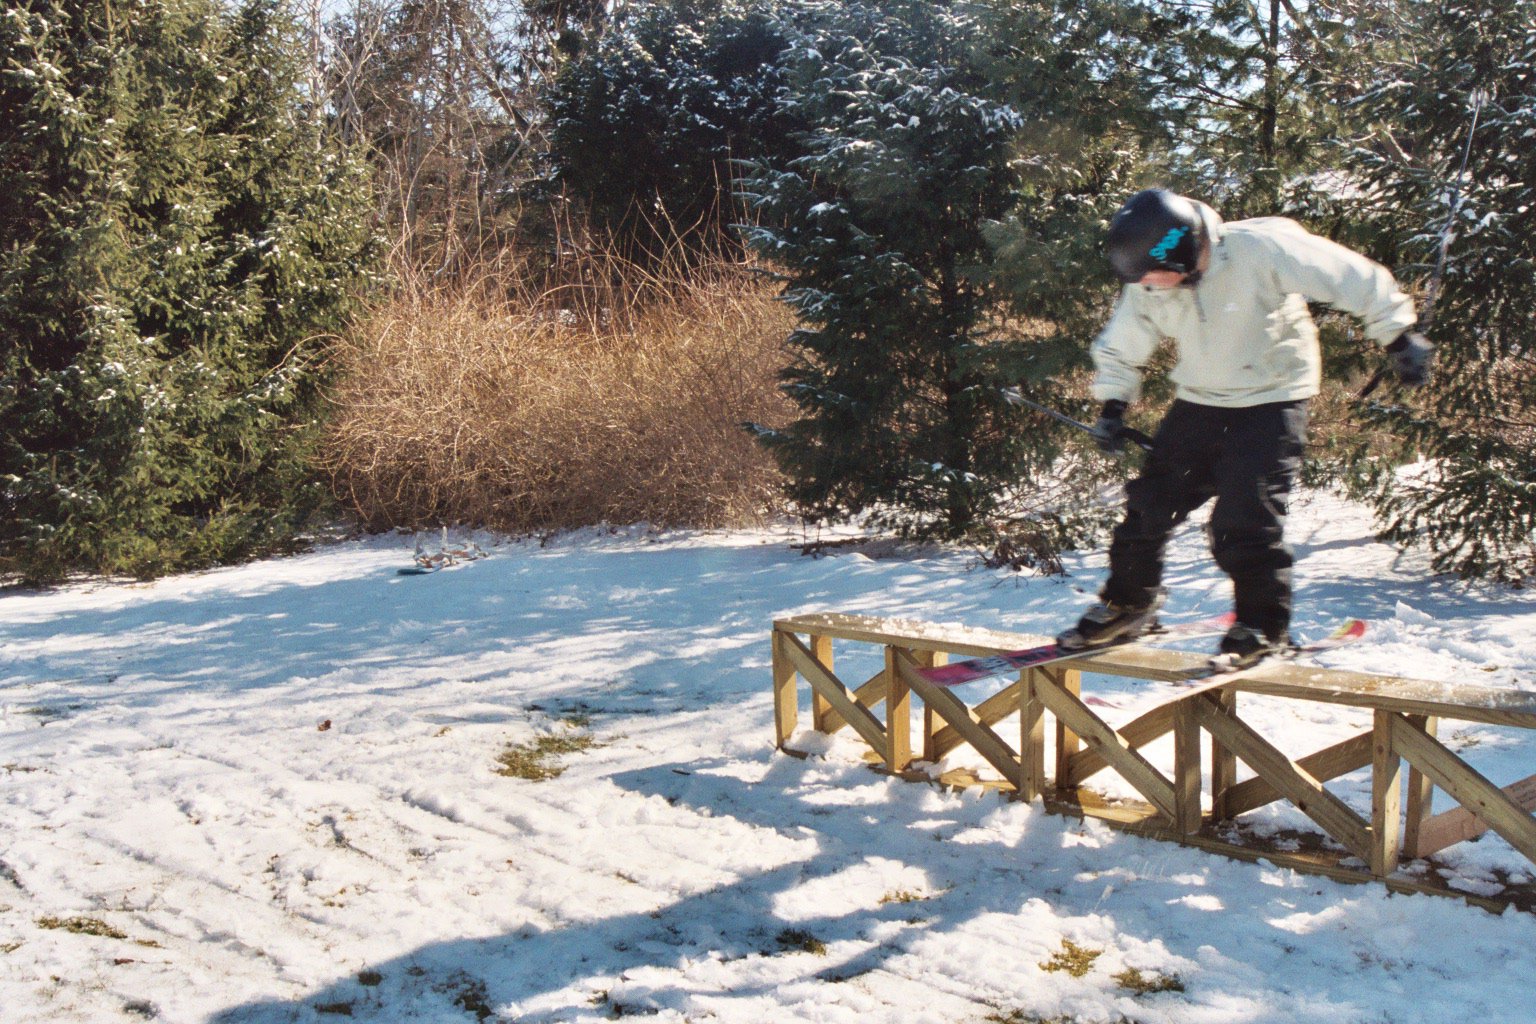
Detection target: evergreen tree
<box><xmin>0</xmin><ymin>0</ymin><xmax>378</xmax><ymax>583</ymax></box>
<box><xmin>1340</xmin><ymin>0</ymin><xmax>1536</xmax><ymax>581</ymax></box>
<box><xmin>740</xmin><ymin>0</ymin><xmax>1042</xmax><ymax>541</ymax></box>
<box><xmin>543</xmin><ymin>0</ymin><xmax>799</xmax><ymax>263</ymax></box>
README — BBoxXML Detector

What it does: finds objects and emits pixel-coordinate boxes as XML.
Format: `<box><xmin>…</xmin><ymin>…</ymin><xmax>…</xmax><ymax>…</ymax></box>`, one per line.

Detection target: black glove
<box><xmin>1090</xmin><ymin>400</ymin><xmax>1129</xmax><ymax>454</ymax></box>
<box><xmin>1386</xmin><ymin>331</ymin><xmax>1435</xmax><ymax>387</ymax></box>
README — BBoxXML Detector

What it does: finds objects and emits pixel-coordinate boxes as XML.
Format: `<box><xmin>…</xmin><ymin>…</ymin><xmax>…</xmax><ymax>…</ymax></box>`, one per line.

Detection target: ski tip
<box><xmin>1325</xmin><ymin>618</ymin><xmax>1367</xmax><ymax>642</ymax></box>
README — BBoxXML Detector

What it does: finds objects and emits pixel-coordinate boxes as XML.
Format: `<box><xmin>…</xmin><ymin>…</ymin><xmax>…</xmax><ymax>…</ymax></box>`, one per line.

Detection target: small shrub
<box><xmin>322</xmin><ymin>242</ymin><xmax>794</xmax><ymax>535</ymax></box>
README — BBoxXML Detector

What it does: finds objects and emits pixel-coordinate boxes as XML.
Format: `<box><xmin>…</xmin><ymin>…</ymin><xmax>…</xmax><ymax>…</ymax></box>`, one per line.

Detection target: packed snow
<box><xmin>3</xmin><ymin>488</ymin><xmax>1536</xmax><ymax>1023</ymax></box>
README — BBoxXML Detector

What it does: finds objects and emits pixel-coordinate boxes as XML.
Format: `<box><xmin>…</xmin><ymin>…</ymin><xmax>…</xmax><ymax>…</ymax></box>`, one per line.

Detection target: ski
<box><xmin>1176</xmin><ymin>617</ymin><xmax>1367</xmax><ymax>682</ymax></box>
<box><xmin>917</xmin><ymin>612</ymin><xmax>1236</xmax><ymax>688</ymax></box>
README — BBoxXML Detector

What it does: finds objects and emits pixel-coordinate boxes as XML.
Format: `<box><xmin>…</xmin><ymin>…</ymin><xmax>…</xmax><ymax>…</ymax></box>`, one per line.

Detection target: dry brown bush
<box><xmin>321</xmin><ymin>245</ymin><xmax>796</xmax><ymax>533</ymax></box>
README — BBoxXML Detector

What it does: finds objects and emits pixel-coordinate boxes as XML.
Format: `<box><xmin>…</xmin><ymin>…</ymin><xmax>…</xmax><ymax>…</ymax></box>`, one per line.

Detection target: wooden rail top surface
<box><xmin>774</xmin><ymin>611</ymin><xmax>1536</xmax><ymax>728</ymax></box>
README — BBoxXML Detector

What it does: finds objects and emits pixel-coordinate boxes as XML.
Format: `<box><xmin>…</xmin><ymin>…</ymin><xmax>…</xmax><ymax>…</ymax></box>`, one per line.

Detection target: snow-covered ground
<box><xmin>4</xmin><ymin>489</ymin><xmax>1536</xmax><ymax>1024</ymax></box>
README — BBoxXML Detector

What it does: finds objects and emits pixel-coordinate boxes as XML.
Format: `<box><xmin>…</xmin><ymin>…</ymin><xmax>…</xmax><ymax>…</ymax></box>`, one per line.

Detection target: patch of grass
<box><xmin>1038</xmin><ymin>938</ymin><xmax>1102</xmax><ymax>978</ymax></box>
<box><xmin>494</xmin><ymin>730</ymin><xmax>599</xmax><ymax>781</ymax></box>
<box><xmin>1114</xmin><ymin>966</ymin><xmax>1184</xmax><ymax>994</ymax></box>
<box><xmin>878</xmin><ymin>889</ymin><xmax>926</xmax><ymax>905</ymax></box>
<box><xmin>36</xmin><ymin>915</ymin><xmax>160</xmax><ymax>949</ymax></box>
<box><xmin>1</xmin><ymin>942</ymin><xmax>22</xmax><ymax>954</ymax></box>
<box><xmin>437</xmin><ymin>972</ymin><xmax>494</xmax><ymax>1021</ymax></box>
<box><xmin>357</xmin><ymin>969</ymin><xmax>383</xmax><ymax>987</ymax></box>
<box><xmin>775</xmin><ymin>928</ymin><xmax>828</xmax><ymax>956</ymax></box>
<box><xmin>315</xmin><ymin>1002</ymin><xmax>354</xmax><ymax>1017</ymax></box>
<box><xmin>38</xmin><ymin>915</ymin><xmax>127</xmax><ymax>940</ymax></box>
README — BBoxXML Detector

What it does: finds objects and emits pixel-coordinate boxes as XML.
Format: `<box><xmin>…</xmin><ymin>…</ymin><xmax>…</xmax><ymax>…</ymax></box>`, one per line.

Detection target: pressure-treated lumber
<box><xmin>778</xmin><ymin>631</ymin><xmax>887</xmax><ymax>754</ymax></box>
<box><xmin>1032</xmin><ymin>670</ymin><xmax>1179</xmax><ymax>822</ymax></box>
<box><xmin>1193</xmin><ymin>693</ymin><xmax>1373</xmax><ymax>861</ymax></box>
<box><xmin>892</xmin><ymin>649</ymin><xmax>1020</xmax><ymax>785</ymax></box>
<box><xmin>771</xmin><ymin>611</ymin><xmax>1536</xmax><ymax>907</ymax></box>
<box><xmin>1414</xmin><ymin>772</ymin><xmax>1536</xmax><ymax>857</ymax></box>
<box><xmin>1390</xmin><ymin>714</ymin><xmax>1536</xmax><ymax>866</ymax></box>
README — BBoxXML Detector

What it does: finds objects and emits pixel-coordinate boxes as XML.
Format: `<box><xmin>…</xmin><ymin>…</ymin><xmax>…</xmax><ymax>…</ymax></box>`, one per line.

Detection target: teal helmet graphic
<box><xmin>1105</xmin><ymin>189</ymin><xmax>1205</xmax><ymax>283</ymax></box>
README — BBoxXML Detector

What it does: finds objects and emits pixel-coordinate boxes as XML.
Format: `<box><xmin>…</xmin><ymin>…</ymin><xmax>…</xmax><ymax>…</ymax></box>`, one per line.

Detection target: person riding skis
<box><xmin>1059</xmin><ymin>188</ymin><xmax>1435</xmax><ymax>666</ymax></box>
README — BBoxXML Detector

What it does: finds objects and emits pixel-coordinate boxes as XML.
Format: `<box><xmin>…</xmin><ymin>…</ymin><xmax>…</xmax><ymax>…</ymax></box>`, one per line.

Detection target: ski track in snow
<box><xmin>3</xmin><ymin>490</ymin><xmax>1536</xmax><ymax>1022</ymax></box>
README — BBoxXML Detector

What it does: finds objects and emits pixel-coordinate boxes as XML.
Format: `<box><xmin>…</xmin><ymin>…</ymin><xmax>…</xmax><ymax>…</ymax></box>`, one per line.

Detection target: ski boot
<box><xmin>1211</xmin><ymin>623</ymin><xmax>1294</xmax><ymax>670</ymax></box>
<box><xmin>1056</xmin><ymin>590</ymin><xmax>1165</xmax><ymax>651</ymax></box>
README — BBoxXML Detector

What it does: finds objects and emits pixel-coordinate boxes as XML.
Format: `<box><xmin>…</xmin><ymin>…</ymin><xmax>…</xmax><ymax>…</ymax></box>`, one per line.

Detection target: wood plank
<box><xmin>1414</xmin><ymin>772</ymin><xmax>1536</xmax><ymax>857</ymax></box>
<box><xmin>780</xmin><ymin>631</ymin><xmax>888</xmax><ymax>753</ymax></box>
<box><xmin>777</xmin><ymin>612</ymin><xmax>1536</xmax><ymax>726</ymax></box>
<box><xmin>774</xmin><ymin>613</ymin><xmax>1045</xmax><ymax>658</ymax></box>
<box><xmin>1391</xmin><ymin>714</ymin><xmax>1536</xmax><ymax>864</ymax></box>
<box><xmin>885</xmin><ymin>647</ymin><xmax>912</xmax><ymax>771</ymax></box>
<box><xmin>810</xmin><ymin>635</ymin><xmax>834</xmax><ymax>732</ymax></box>
<box><xmin>1372</xmin><ymin>709</ymin><xmax>1404</xmax><ymax>876</ymax></box>
<box><xmin>1211</xmin><ymin>690</ymin><xmax>1238</xmax><ymax>820</ymax></box>
<box><xmin>1041</xmin><ymin>789</ymin><xmax>1510</xmax><ymax>913</ymax></box>
<box><xmin>892</xmin><ymin>649</ymin><xmax>1021</xmax><ymax>787</ymax></box>
<box><xmin>1193</xmin><ymin>695</ymin><xmax>1373</xmax><ymax>861</ymax></box>
<box><xmin>1174</xmin><ymin>700</ymin><xmax>1203</xmax><ymax>834</ymax></box>
<box><xmin>1032</xmin><ymin>674</ymin><xmax>1178</xmax><ymax>822</ymax></box>
<box><xmin>819</xmin><ymin>668</ymin><xmax>889</xmax><ymax>736</ymax></box>
<box><xmin>1021</xmin><ymin>671</ymin><xmax>1046</xmax><ymax>801</ymax></box>
<box><xmin>1403</xmin><ymin>716</ymin><xmax>1438</xmax><ymax>858</ymax></box>
<box><xmin>1063</xmin><ymin>676</ymin><xmax>1237</xmax><ymax>792</ymax></box>
<box><xmin>1054</xmin><ymin>666</ymin><xmax>1082</xmax><ymax>787</ymax></box>
<box><xmin>929</xmin><ymin>680</ymin><xmax>1022</xmax><ymax>760</ymax></box>
<box><xmin>1222</xmin><ymin>732</ymin><xmax>1374</xmax><ymax>818</ymax></box>
<box><xmin>771</xmin><ymin>630</ymin><xmax>798</xmax><ymax>748</ymax></box>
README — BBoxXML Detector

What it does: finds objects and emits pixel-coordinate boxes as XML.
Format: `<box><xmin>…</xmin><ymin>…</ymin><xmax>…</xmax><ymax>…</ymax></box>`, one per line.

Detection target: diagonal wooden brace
<box><xmin>778</xmin><ymin>630</ymin><xmax>888</xmax><ymax>754</ymax></box>
<box><xmin>1194</xmin><ymin>693</ymin><xmax>1372</xmax><ymax>861</ymax></box>
<box><xmin>892</xmin><ymin>648</ymin><xmax>1021</xmax><ymax>786</ymax></box>
<box><xmin>1390</xmin><ymin>713</ymin><xmax>1536</xmax><ymax>866</ymax></box>
<box><xmin>1032</xmin><ymin>670</ymin><xmax>1179</xmax><ymax>822</ymax></box>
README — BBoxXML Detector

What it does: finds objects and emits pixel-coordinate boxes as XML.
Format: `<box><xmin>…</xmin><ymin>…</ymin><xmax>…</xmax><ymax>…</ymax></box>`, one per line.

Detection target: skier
<box><xmin>1058</xmin><ymin>188</ymin><xmax>1435</xmax><ymax>666</ymax></box>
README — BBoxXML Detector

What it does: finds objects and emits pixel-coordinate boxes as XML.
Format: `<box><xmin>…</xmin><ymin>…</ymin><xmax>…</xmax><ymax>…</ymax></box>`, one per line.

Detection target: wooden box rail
<box><xmin>771</xmin><ymin>612</ymin><xmax>1536</xmax><ymax>905</ymax></box>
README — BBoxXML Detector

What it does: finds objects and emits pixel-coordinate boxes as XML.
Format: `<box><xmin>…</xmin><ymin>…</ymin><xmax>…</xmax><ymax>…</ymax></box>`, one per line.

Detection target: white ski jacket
<box><xmin>1090</xmin><ymin>202</ymin><xmax>1418</xmax><ymax>408</ymax></box>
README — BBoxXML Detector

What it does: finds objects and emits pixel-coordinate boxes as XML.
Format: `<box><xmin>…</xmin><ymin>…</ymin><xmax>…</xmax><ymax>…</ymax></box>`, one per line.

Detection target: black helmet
<box><xmin>1105</xmin><ymin>189</ymin><xmax>1206</xmax><ymax>284</ymax></box>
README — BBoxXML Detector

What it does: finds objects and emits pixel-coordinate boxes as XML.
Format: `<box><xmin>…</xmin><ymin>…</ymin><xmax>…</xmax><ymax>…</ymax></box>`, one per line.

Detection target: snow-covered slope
<box><xmin>3</xmin><ymin>490</ymin><xmax>1535</xmax><ymax>1023</ymax></box>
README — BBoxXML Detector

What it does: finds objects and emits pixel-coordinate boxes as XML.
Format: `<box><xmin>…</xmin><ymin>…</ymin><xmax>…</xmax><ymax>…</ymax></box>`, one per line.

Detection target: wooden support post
<box><xmin>1403</xmin><ymin>715</ymin><xmax>1438</xmax><ymax>858</ymax></box>
<box><xmin>1054</xmin><ymin>667</ymin><xmax>1082</xmax><ymax>786</ymax></box>
<box><xmin>884</xmin><ymin>646</ymin><xmax>912</xmax><ymax>772</ymax></box>
<box><xmin>771</xmin><ymin>630</ymin><xmax>798</xmax><ymax>749</ymax></box>
<box><xmin>1210</xmin><ymin>689</ymin><xmax>1238</xmax><ymax>820</ymax></box>
<box><xmin>1372</xmin><ymin>709</ymin><xmax>1404</xmax><ymax>876</ymax></box>
<box><xmin>810</xmin><ymin>635</ymin><xmax>834</xmax><ymax>732</ymax></box>
<box><xmin>1020</xmin><ymin>669</ymin><xmax>1046</xmax><ymax>801</ymax></box>
<box><xmin>1173</xmin><ymin>700</ymin><xmax>1203</xmax><ymax>834</ymax></box>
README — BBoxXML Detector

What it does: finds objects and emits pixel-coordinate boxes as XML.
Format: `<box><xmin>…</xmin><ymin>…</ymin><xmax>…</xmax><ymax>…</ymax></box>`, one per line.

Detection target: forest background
<box><xmin>2</xmin><ymin>0</ymin><xmax>1532</xmax><ymax>586</ymax></box>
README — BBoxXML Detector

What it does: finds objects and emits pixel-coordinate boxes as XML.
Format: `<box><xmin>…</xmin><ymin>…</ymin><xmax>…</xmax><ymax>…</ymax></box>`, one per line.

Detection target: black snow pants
<box><xmin>1101</xmin><ymin>398</ymin><xmax>1309</xmax><ymax>641</ymax></box>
